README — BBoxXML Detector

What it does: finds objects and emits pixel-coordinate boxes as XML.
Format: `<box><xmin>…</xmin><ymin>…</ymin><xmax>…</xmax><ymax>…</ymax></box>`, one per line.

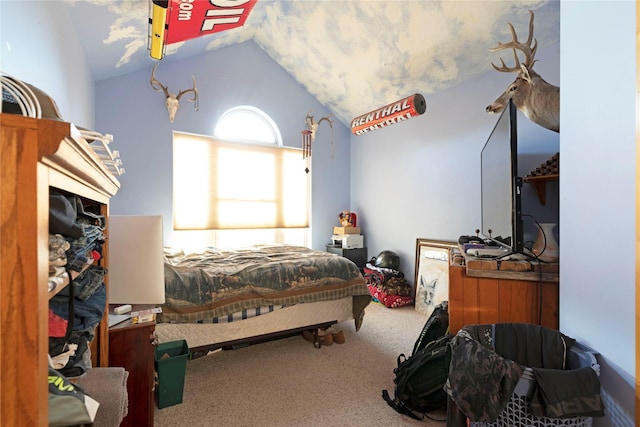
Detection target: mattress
<box><xmin>155</xmin><ymin>296</ymin><xmax>356</xmax><ymax>349</ymax></box>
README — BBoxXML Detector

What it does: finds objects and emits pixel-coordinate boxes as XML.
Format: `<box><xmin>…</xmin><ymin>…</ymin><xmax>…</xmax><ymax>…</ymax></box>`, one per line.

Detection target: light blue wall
<box><xmin>561</xmin><ymin>2</ymin><xmax>636</xmax><ymax>426</ymax></box>
<box><xmin>0</xmin><ymin>1</ymin><xmax>94</xmax><ymax>128</ymax></box>
<box><xmin>1</xmin><ymin>1</ymin><xmax>634</xmax><ymax>424</ymax></box>
<box><xmin>94</xmin><ymin>41</ymin><xmax>351</xmax><ymax>248</ymax></box>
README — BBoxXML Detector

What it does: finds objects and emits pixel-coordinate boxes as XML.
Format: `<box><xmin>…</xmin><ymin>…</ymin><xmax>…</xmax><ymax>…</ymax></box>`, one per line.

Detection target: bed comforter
<box><xmin>158</xmin><ymin>245</ymin><xmax>371</xmax><ymax>329</ymax></box>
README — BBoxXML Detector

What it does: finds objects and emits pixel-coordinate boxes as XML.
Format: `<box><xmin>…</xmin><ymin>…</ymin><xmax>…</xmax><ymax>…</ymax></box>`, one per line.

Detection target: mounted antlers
<box><xmin>150</xmin><ymin>63</ymin><xmax>199</xmax><ymax>123</ymax></box>
<box><xmin>305</xmin><ymin>112</ymin><xmax>334</xmax><ymax>142</ymax></box>
<box><xmin>302</xmin><ymin>112</ymin><xmax>335</xmax><ymax>173</ymax></box>
<box><xmin>486</xmin><ymin>10</ymin><xmax>559</xmax><ymax>133</ymax></box>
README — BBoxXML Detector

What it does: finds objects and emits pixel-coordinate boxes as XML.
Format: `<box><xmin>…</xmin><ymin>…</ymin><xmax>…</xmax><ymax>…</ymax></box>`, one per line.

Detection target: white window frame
<box><xmin>172</xmin><ymin>106</ymin><xmax>310</xmax><ymax>251</ymax></box>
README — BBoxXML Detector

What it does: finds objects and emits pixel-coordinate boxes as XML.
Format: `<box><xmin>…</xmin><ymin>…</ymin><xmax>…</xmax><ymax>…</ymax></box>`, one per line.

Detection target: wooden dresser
<box><xmin>448</xmin><ymin>255</ymin><xmax>559</xmax><ymax>335</ymax></box>
<box><xmin>0</xmin><ymin>114</ymin><xmax>120</xmax><ymax>425</ymax></box>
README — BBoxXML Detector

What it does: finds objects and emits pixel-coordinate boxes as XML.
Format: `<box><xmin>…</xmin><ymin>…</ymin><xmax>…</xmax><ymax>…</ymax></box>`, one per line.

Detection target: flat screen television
<box><xmin>480</xmin><ymin>98</ymin><xmax>524</xmax><ymax>254</ymax></box>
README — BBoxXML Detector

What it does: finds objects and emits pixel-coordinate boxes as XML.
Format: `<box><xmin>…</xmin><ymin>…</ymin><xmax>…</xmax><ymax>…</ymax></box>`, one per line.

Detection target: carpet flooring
<box><xmin>154</xmin><ymin>302</ymin><xmax>447</xmax><ymax>426</ymax></box>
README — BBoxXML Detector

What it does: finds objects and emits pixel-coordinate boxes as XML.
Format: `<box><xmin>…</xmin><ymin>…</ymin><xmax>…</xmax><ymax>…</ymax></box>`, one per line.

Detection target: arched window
<box><xmin>213</xmin><ymin>106</ymin><xmax>282</xmax><ymax>146</ymax></box>
<box><xmin>172</xmin><ymin>107</ymin><xmax>309</xmax><ymax>250</ymax></box>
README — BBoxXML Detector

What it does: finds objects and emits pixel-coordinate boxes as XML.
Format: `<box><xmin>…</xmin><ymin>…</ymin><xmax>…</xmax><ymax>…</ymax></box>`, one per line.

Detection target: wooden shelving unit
<box><xmin>523</xmin><ymin>173</ymin><xmax>559</xmax><ymax>205</ymax></box>
<box><xmin>0</xmin><ymin>114</ymin><xmax>120</xmax><ymax>426</ymax></box>
<box><xmin>524</xmin><ymin>152</ymin><xmax>559</xmax><ymax>205</ymax></box>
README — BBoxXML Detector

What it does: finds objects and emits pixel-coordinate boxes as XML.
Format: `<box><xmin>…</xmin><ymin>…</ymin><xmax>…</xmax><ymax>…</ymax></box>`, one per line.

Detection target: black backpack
<box><xmin>412</xmin><ymin>301</ymin><xmax>449</xmax><ymax>356</ymax></box>
<box><xmin>382</xmin><ymin>302</ymin><xmax>451</xmax><ymax>421</ymax></box>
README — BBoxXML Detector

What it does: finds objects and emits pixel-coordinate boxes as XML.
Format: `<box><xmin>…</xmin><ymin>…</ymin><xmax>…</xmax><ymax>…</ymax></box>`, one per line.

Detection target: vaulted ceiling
<box><xmin>63</xmin><ymin>0</ymin><xmax>560</xmax><ymax>126</ymax></box>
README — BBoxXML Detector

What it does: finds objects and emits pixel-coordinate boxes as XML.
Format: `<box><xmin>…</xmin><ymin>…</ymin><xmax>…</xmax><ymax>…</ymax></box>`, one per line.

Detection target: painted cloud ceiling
<box><xmin>64</xmin><ymin>0</ymin><xmax>560</xmax><ymax>126</ymax></box>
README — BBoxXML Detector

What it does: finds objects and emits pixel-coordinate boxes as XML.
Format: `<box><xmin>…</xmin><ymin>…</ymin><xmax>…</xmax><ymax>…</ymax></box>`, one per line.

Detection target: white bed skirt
<box><xmin>155</xmin><ymin>297</ymin><xmax>354</xmax><ymax>349</ymax></box>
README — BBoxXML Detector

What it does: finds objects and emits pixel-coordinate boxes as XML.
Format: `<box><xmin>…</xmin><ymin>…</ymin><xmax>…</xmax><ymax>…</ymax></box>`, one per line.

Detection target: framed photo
<box><xmin>414</xmin><ymin>238</ymin><xmax>457</xmax><ymax>317</ymax></box>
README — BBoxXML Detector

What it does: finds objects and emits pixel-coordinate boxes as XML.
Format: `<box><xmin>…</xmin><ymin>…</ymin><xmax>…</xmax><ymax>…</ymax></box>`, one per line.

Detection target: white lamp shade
<box><xmin>108</xmin><ymin>215</ymin><xmax>165</xmax><ymax>304</ymax></box>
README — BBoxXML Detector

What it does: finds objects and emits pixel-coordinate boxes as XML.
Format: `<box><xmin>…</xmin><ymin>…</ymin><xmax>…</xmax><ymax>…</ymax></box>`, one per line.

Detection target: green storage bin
<box><xmin>155</xmin><ymin>340</ymin><xmax>189</xmax><ymax>409</ymax></box>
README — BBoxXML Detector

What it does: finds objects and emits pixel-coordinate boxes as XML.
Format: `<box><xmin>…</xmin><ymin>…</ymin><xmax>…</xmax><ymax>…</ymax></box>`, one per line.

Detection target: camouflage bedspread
<box><xmin>158</xmin><ymin>245</ymin><xmax>371</xmax><ymax>328</ymax></box>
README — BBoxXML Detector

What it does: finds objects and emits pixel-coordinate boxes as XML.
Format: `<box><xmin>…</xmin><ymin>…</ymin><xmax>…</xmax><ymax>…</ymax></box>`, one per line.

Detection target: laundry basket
<box><xmin>447</xmin><ymin>323</ymin><xmax>602</xmax><ymax>427</ymax></box>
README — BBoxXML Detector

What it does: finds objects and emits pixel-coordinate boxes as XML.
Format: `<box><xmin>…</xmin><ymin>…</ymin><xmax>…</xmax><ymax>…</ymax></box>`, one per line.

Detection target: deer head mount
<box><xmin>486</xmin><ymin>10</ymin><xmax>559</xmax><ymax>133</ymax></box>
<box><xmin>150</xmin><ymin>63</ymin><xmax>199</xmax><ymax>123</ymax></box>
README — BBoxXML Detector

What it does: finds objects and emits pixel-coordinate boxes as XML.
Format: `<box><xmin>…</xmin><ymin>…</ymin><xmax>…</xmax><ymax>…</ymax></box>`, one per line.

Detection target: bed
<box><xmin>155</xmin><ymin>244</ymin><xmax>371</xmax><ymax>356</ymax></box>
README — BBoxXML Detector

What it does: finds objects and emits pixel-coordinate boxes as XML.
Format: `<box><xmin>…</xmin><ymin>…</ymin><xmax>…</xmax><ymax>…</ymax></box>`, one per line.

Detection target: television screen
<box><xmin>480</xmin><ymin>99</ymin><xmax>523</xmax><ymax>253</ymax></box>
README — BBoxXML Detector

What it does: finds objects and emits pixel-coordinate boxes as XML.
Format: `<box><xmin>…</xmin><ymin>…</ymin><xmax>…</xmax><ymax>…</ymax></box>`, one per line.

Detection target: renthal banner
<box><xmin>166</xmin><ymin>0</ymin><xmax>258</xmax><ymax>45</ymax></box>
<box><xmin>351</xmin><ymin>94</ymin><xmax>426</xmax><ymax>135</ymax></box>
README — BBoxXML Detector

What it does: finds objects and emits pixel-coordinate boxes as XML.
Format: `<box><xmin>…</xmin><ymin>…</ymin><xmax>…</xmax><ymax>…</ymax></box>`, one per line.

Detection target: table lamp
<box><xmin>108</xmin><ymin>215</ymin><xmax>165</xmax><ymax>304</ymax></box>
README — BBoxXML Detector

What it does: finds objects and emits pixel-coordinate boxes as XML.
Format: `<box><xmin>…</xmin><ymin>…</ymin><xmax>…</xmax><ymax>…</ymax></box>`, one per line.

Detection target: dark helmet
<box><xmin>374</xmin><ymin>250</ymin><xmax>400</xmax><ymax>270</ymax></box>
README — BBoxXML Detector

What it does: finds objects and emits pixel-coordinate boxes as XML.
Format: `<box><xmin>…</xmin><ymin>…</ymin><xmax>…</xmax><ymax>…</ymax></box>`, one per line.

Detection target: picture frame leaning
<box><xmin>414</xmin><ymin>238</ymin><xmax>457</xmax><ymax>317</ymax></box>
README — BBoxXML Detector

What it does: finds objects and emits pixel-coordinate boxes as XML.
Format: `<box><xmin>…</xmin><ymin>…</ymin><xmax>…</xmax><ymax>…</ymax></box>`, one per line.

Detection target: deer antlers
<box><xmin>150</xmin><ymin>63</ymin><xmax>199</xmax><ymax>123</ymax></box>
<box><xmin>489</xmin><ymin>10</ymin><xmax>538</xmax><ymax>78</ymax></box>
<box><xmin>486</xmin><ymin>10</ymin><xmax>559</xmax><ymax>133</ymax></box>
<box><xmin>302</xmin><ymin>112</ymin><xmax>335</xmax><ymax>173</ymax></box>
<box><xmin>305</xmin><ymin>112</ymin><xmax>334</xmax><ymax>142</ymax></box>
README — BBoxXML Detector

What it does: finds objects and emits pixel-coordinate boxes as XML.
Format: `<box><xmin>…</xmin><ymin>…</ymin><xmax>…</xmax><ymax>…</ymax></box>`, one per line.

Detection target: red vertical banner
<box><xmin>166</xmin><ymin>0</ymin><xmax>258</xmax><ymax>45</ymax></box>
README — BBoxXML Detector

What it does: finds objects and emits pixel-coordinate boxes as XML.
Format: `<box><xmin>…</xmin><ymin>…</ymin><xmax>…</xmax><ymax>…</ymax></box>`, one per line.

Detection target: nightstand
<box><xmin>326</xmin><ymin>245</ymin><xmax>368</xmax><ymax>269</ymax></box>
<box><xmin>109</xmin><ymin>317</ymin><xmax>156</xmax><ymax>427</ymax></box>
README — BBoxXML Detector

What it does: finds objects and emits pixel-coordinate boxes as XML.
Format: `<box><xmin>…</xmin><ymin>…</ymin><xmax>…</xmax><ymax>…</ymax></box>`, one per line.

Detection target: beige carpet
<box><xmin>154</xmin><ymin>302</ymin><xmax>447</xmax><ymax>427</ymax></box>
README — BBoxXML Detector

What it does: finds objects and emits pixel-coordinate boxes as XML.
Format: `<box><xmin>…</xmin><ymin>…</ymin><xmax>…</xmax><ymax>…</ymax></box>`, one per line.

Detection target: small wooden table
<box><xmin>109</xmin><ymin>308</ymin><xmax>156</xmax><ymax>427</ymax></box>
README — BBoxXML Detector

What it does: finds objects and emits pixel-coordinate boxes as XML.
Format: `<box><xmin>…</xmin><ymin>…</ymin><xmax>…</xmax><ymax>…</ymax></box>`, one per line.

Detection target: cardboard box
<box><xmin>333</xmin><ymin>226</ymin><xmax>361</xmax><ymax>235</ymax></box>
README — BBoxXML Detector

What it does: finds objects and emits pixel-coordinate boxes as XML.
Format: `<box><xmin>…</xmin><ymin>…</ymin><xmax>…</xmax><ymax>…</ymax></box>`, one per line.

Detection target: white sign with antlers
<box><xmin>486</xmin><ymin>10</ymin><xmax>559</xmax><ymax>133</ymax></box>
<box><xmin>150</xmin><ymin>63</ymin><xmax>199</xmax><ymax>122</ymax></box>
